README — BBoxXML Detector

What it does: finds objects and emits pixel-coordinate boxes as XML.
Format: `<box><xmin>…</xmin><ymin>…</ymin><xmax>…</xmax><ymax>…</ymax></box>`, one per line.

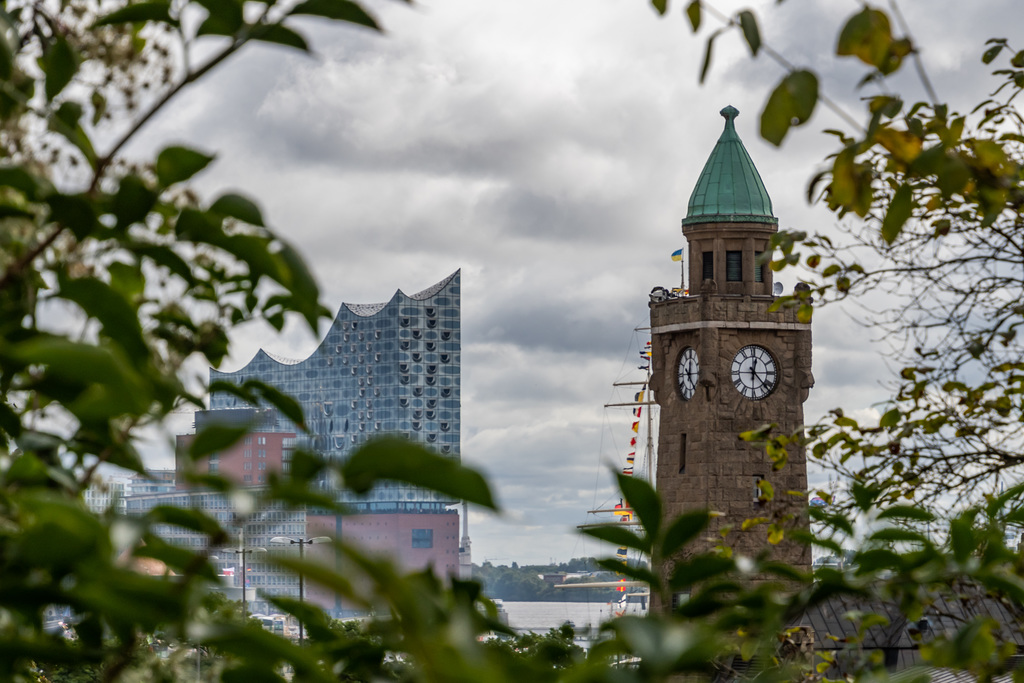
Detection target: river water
<box><xmin>500</xmin><ymin>601</ymin><xmax>622</xmax><ymax>634</ymax></box>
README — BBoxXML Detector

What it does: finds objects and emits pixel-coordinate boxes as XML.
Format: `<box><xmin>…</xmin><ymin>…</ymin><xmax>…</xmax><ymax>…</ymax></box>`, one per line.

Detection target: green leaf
<box><xmin>879</xmin><ymin>408</ymin><xmax>901</xmax><ymax>428</ymax></box>
<box><xmin>699</xmin><ymin>29</ymin><xmax>722</xmax><ymax>83</ymax></box>
<box><xmin>56</xmin><ymin>272</ymin><xmax>148</xmax><ymax>363</ymax></box>
<box><xmin>342</xmin><ymin>437</ymin><xmax>498</xmax><ymax>510</ymax></box>
<box><xmin>288</xmin><ymin>0</ymin><xmax>380</xmax><ymax>29</ymax></box>
<box><xmin>685</xmin><ymin>0</ymin><xmax>701</xmax><ymax>31</ymax></box>
<box><xmin>949</xmin><ymin>515</ymin><xmax>975</xmax><ymax>563</ymax></box>
<box><xmin>649</xmin><ymin>0</ymin><xmax>667</xmax><ymax>15</ymax></box>
<box><xmin>147</xmin><ymin>505</ymin><xmax>225</xmax><ymax>537</ymax></box>
<box><xmin>0</xmin><ymin>10</ymin><xmax>15</xmax><ymax>80</ymax></box>
<box><xmin>661</xmin><ymin>510</ymin><xmax>711</xmax><ymax>557</ymax></box>
<box><xmin>616</xmin><ymin>472</ymin><xmax>662</xmax><ymax>543</ymax></box>
<box><xmin>49</xmin><ymin>102</ymin><xmax>97</xmax><ymax>163</ymax></box>
<box><xmin>252</xmin><ymin>24</ymin><xmax>309</xmax><ymax>51</ymax></box>
<box><xmin>981</xmin><ymin>45</ymin><xmax>1003</xmax><ymax>64</ymax></box>
<box><xmin>580</xmin><ymin>524</ymin><xmax>650</xmax><ymax>554</ymax></box>
<box><xmin>881</xmin><ymin>183</ymin><xmax>913</xmax><ymax>243</ymax></box>
<box><xmin>210</xmin><ymin>192</ymin><xmax>265</xmax><ymax>226</ymax></box>
<box><xmin>195</xmin><ymin>0</ymin><xmax>244</xmax><ymax>36</ymax></box>
<box><xmin>877</xmin><ymin>505</ymin><xmax>935</xmax><ymax>523</ymax></box>
<box><xmin>247</xmin><ymin>379</ymin><xmax>306</xmax><ymax>429</ymax></box>
<box><xmin>869</xmin><ymin>527</ymin><xmax>928</xmax><ymax>544</ymax></box>
<box><xmin>760</xmin><ymin>70</ymin><xmax>818</xmax><ymax>145</ymax></box>
<box><xmin>5</xmin><ymin>337</ymin><xmax>149</xmax><ymax>418</ymax></box>
<box><xmin>853</xmin><ymin>548</ymin><xmax>903</xmax><ymax>573</ymax></box>
<box><xmin>156</xmin><ymin>146</ymin><xmax>214</xmax><ymax>187</ymax></box>
<box><xmin>594</xmin><ymin>558</ymin><xmax>658</xmax><ymax>586</ymax></box>
<box><xmin>188</xmin><ymin>424</ymin><xmax>249</xmax><ymax>460</ymax></box>
<box><xmin>836</xmin><ymin>7</ymin><xmax>894</xmax><ymax>69</ymax></box>
<box><xmin>669</xmin><ymin>555</ymin><xmax>734</xmax><ymax>589</ymax></box>
<box><xmin>42</xmin><ymin>37</ymin><xmax>79</xmax><ymax>102</ymax></box>
<box><xmin>0</xmin><ymin>166</ymin><xmax>45</xmax><ymax>198</ymax></box>
<box><xmin>737</xmin><ymin>10</ymin><xmax>760</xmax><ymax>56</ymax></box>
<box><xmin>94</xmin><ymin>1</ymin><xmax>176</xmax><ymax>27</ymax></box>
<box><xmin>46</xmin><ymin>193</ymin><xmax>97</xmax><ymax>240</ymax></box>
<box><xmin>113</xmin><ymin>175</ymin><xmax>158</xmax><ymax>231</ymax></box>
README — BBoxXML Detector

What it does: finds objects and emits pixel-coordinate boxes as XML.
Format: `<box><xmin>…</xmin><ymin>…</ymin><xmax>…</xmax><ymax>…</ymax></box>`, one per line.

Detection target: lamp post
<box><xmin>220</xmin><ymin>546</ymin><xmax>265</xmax><ymax>620</ymax></box>
<box><xmin>270</xmin><ymin>536</ymin><xmax>330</xmax><ymax>642</ymax></box>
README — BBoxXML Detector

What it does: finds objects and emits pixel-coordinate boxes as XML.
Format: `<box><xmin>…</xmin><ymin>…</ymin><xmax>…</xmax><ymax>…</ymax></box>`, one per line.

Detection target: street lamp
<box><xmin>218</xmin><ymin>546</ymin><xmax>265</xmax><ymax>620</ymax></box>
<box><xmin>270</xmin><ymin>536</ymin><xmax>331</xmax><ymax>642</ymax></box>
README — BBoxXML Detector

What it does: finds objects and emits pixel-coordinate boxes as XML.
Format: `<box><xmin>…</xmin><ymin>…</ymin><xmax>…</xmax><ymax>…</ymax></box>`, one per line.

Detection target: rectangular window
<box><xmin>726</xmin><ymin>251</ymin><xmax>742</xmax><ymax>282</ymax></box>
<box><xmin>679</xmin><ymin>433</ymin><xmax>687</xmax><ymax>474</ymax></box>
<box><xmin>754</xmin><ymin>251</ymin><xmax>765</xmax><ymax>283</ymax></box>
<box><xmin>702</xmin><ymin>251</ymin><xmax>714</xmax><ymax>281</ymax></box>
<box><xmin>244</xmin><ymin>474</ymin><xmax>252</xmax><ymax>483</ymax></box>
<box><xmin>753</xmin><ymin>475</ymin><xmax>765</xmax><ymax>503</ymax></box>
<box><xmin>244</xmin><ymin>449</ymin><xmax>251</xmax><ymax>458</ymax></box>
<box><xmin>411</xmin><ymin>529</ymin><xmax>433</xmax><ymax>548</ymax></box>
<box><xmin>244</xmin><ymin>462</ymin><xmax>252</xmax><ymax>471</ymax></box>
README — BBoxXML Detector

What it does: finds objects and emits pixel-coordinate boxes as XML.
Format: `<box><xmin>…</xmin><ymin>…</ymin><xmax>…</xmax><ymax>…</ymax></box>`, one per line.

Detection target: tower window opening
<box><xmin>753</xmin><ymin>475</ymin><xmax>765</xmax><ymax>504</ymax></box>
<box><xmin>726</xmin><ymin>251</ymin><xmax>742</xmax><ymax>282</ymax></box>
<box><xmin>679</xmin><ymin>433</ymin><xmax>687</xmax><ymax>474</ymax></box>
<box><xmin>755</xmin><ymin>251</ymin><xmax>765</xmax><ymax>283</ymax></box>
<box><xmin>702</xmin><ymin>251</ymin><xmax>714</xmax><ymax>280</ymax></box>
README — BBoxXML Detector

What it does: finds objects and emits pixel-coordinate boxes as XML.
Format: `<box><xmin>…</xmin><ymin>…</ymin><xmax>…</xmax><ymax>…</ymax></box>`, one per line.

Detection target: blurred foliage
<box><xmin>2</xmin><ymin>0</ymin><xmax>1024</xmax><ymax>681</ymax></box>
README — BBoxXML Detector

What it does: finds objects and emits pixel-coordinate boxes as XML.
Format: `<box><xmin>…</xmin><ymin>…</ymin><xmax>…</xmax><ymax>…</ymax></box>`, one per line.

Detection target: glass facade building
<box><xmin>208</xmin><ymin>271</ymin><xmax>461</xmax><ymax>512</ymax></box>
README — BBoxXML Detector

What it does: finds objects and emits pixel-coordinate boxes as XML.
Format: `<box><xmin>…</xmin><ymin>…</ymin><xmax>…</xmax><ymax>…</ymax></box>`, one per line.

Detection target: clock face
<box><xmin>731</xmin><ymin>345</ymin><xmax>777</xmax><ymax>400</ymax></box>
<box><xmin>677</xmin><ymin>347</ymin><xmax>699</xmax><ymax>400</ymax></box>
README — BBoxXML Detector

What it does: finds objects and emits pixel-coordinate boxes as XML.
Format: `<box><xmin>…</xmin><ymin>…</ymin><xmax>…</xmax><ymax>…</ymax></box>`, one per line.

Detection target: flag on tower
<box><xmin>671</xmin><ymin>248</ymin><xmax>683</xmax><ymax>261</ymax></box>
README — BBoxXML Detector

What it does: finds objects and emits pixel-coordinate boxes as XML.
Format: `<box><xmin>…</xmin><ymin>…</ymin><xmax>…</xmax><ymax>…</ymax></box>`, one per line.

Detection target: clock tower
<box><xmin>649</xmin><ymin>106</ymin><xmax>813</xmax><ymax>590</ymax></box>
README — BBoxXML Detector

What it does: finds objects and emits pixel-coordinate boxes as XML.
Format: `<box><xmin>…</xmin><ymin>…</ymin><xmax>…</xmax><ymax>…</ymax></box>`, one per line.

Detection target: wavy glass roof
<box><xmin>683</xmin><ymin>105</ymin><xmax>777</xmax><ymax>226</ymax></box>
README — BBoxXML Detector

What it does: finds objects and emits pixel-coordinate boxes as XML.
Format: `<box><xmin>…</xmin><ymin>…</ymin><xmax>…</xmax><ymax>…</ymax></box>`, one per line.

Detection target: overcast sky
<box><xmin>138</xmin><ymin>0</ymin><xmax>1023</xmax><ymax>565</ymax></box>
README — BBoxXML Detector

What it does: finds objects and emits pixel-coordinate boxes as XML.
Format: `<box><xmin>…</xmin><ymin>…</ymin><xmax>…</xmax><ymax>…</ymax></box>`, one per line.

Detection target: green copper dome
<box><xmin>683</xmin><ymin>105</ymin><xmax>777</xmax><ymax>226</ymax></box>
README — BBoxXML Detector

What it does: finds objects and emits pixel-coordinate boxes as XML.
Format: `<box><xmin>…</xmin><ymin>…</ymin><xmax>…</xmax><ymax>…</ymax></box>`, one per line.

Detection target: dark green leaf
<box><xmin>42</xmin><ymin>37</ymin><xmax>78</xmax><ymax>102</ymax></box>
<box><xmin>853</xmin><ymin>548</ymin><xmax>903</xmax><ymax>573</ymax></box>
<box><xmin>113</xmin><ymin>175</ymin><xmax>158</xmax><ymax>231</ymax></box>
<box><xmin>661</xmin><ymin>510</ymin><xmax>710</xmax><ymax>557</ymax></box>
<box><xmin>147</xmin><ymin>505</ymin><xmax>224</xmax><ymax>537</ymax></box>
<box><xmin>881</xmin><ymin>183</ymin><xmax>913</xmax><ymax>243</ymax></box>
<box><xmin>49</xmin><ymin>102</ymin><xmax>97</xmax><ymax>163</ymax></box>
<box><xmin>288</xmin><ymin>0</ymin><xmax>379</xmax><ymax>29</ymax></box>
<box><xmin>879</xmin><ymin>407</ymin><xmax>901</xmax><ymax>428</ymax></box>
<box><xmin>195</xmin><ymin>0</ymin><xmax>244</xmax><ymax>36</ymax></box>
<box><xmin>699</xmin><ymin>29</ymin><xmax>721</xmax><ymax>83</ymax></box>
<box><xmin>760</xmin><ymin>70</ymin><xmax>818</xmax><ymax>145</ymax></box>
<box><xmin>46</xmin><ymin>193</ymin><xmax>97</xmax><ymax>240</ymax></box>
<box><xmin>950</xmin><ymin>515</ymin><xmax>974</xmax><ymax>563</ymax></box>
<box><xmin>94</xmin><ymin>1</ymin><xmax>176</xmax><ymax>27</ymax></box>
<box><xmin>877</xmin><ymin>505</ymin><xmax>934</xmax><ymax>523</ymax></box>
<box><xmin>210</xmin><ymin>192</ymin><xmax>265</xmax><ymax>226</ymax></box>
<box><xmin>616</xmin><ymin>472</ymin><xmax>661</xmax><ymax>543</ymax></box>
<box><xmin>650</xmin><ymin>0</ymin><xmax>667</xmax><ymax>16</ymax></box>
<box><xmin>156</xmin><ymin>146</ymin><xmax>214</xmax><ymax>187</ymax></box>
<box><xmin>342</xmin><ymin>437</ymin><xmax>498</xmax><ymax>510</ymax></box>
<box><xmin>188</xmin><ymin>424</ymin><xmax>249</xmax><ymax>460</ymax></box>
<box><xmin>253</xmin><ymin>24</ymin><xmax>309</xmax><ymax>51</ymax></box>
<box><xmin>288</xmin><ymin>449</ymin><xmax>326</xmax><ymax>482</ymax></box>
<box><xmin>594</xmin><ymin>558</ymin><xmax>658</xmax><ymax>586</ymax></box>
<box><xmin>580</xmin><ymin>523</ymin><xmax>650</xmax><ymax>554</ymax></box>
<box><xmin>56</xmin><ymin>272</ymin><xmax>148</xmax><ymax>362</ymax></box>
<box><xmin>982</xmin><ymin>45</ymin><xmax>1003</xmax><ymax>64</ymax></box>
<box><xmin>669</xmin><ymin>555</ymin><xmax>734</xmax><ymax>589</ymax></box>
<box><xmin>836</xmin><ymin>7</ymin><xmax>894</xmax><ymax>69</ymax></box>
<box><xmin>247</xmin><ymin>380</ymin><xmax>306</xmax><ymax>430</ymax></box>
<box><xmin>0</xmin><ymin>166</ymin><xmax>45</xmax><ymax>198</ymax></box>
<box><xmin>737</xmin><ymin>10</ymin><xmax>760</xmax><ymax>56</ymax></box>
<box><xmin>685</xmin><ymin>0</ymin><xmax>701</xmax><ymax>31</ymax></box>
<box><xmin>869</xmin><ymin>527</ymin><xmax>928</xmax><ymax>544</ymax></box>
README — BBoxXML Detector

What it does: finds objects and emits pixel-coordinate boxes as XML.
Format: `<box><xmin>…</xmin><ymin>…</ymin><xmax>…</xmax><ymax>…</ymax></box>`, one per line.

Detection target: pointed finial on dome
<box><xmin>721</xmin><ymin>105</ymin><xmax>739</xmax><ymax>122</ymax></box>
